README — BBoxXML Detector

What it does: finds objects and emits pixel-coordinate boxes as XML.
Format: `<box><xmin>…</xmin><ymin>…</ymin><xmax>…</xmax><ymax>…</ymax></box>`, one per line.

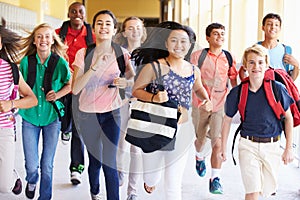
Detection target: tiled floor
<box><xmin>1</xmin><ymin>115</ymin><xmax>300</xmax><ymax>200</ymax></box>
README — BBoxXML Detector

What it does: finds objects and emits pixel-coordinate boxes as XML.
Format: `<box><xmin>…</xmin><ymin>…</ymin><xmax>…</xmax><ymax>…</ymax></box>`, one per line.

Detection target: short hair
<box><xmin>92</xmin><ymin>10</ymin><xmax>117</xmax><ymax>29</ymax></box>
<box><xmin>242</xmin><ymin>44</ymin><xmax>270</xmax><ymax>67</ymax></box>
<box><xmin>262</xmin><ymin>13</ymin><xmax>282</xmax><ymax>26</ymax></box>
<box><xmin>205</xmin><ymin>23</ymin><xmax>225</xmax><ymax>37</ymax></box>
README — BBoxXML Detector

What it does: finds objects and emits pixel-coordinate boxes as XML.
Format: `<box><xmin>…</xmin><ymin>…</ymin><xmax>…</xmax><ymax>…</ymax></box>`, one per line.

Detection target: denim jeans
<box><xmin>80</xmin><ymin>109</ymin><xmax>120</xmax><ymax>200</ymax></box>
<box><xmin>22</xmin><ymin>118</ymin><xmax>61</xmax><ymax>200</ymax></box>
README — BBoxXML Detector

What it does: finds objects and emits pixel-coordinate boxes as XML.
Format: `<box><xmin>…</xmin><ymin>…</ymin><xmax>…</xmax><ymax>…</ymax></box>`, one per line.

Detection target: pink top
<box><xmin>73</xmin><ymin>47</ymin><xmax>131</xmax><ymax>113</ymax></box>
<box><xmin>0</xmin><ymin>59</ymin><xmax>15</xmax><ymax>128</ymax></box>
<box><xmin>190</xmin><ymin>49</ymin><xmax>238</xmax><ymax>112</ymax></box>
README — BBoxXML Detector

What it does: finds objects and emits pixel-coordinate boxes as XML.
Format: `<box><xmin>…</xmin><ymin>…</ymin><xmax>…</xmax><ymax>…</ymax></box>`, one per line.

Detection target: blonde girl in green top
<box><xmin>18</xmin><ymin>23</ymin><xmax>71</xmax><ymax>200</ymax></box>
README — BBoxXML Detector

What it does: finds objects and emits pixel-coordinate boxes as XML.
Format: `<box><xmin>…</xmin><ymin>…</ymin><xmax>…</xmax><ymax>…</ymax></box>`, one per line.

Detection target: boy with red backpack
<box><xmin>221</xmin><ymin>44</ymin><xmax>294</xmax><ymax>200</ymax></box>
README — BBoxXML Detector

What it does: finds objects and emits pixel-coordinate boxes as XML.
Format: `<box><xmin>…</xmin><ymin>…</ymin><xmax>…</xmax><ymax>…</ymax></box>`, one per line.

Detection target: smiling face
<box><xmin>123</xmin><ymin>19</ymin><xmax>144</xmax><ymax>43</ymax></box>
<box><xmin>93</xmin><ymin>14</ymin><xmax>116</xmax><ymax>41</ymax></box>
<box><xmin>206</xmin><ymin>28</ymin><xmax>225</xmax><ymax>48</ymax></box>
<box><xmin>68</xmin><ymin>3</ymin><xmax>86</xmax><ymax>28</ymax></box>
<box><xmin>245</xmin><ymin>52</ymin><xmax>269</xmax><ymax>80</ymax></box>
<box><xmin>33</xmin><ymin>27</ymin><xmax>54</xmax><ymax>53</ymax></box>
<box><xmin>262</xmin><ymin>18</ymin><xmax>281</xmax><ymax>40</ymax></box>
<box><xmin>165</xmin><ymin>29</ymin><xmax>191</xmax><ymax>59</ymax></box>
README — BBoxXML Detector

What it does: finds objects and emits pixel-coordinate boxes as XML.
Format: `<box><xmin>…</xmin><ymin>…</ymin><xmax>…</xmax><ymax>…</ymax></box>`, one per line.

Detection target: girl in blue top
<box><xmin>131</xmin><ymin>21</ymin><xmax>212</xmax><ymax>200</ymax></box>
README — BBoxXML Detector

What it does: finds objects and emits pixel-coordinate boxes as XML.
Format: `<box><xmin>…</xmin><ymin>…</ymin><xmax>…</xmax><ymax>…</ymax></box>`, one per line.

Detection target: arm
<box><xmin>0</xmin><ymin>74</ymin><xmax>38</xmax><ymax>112</ymax></box>
<box><xmin>113</xmin><ymin>57</ymin><xmax>136</xmax><ymax>89</ymax></box>
<box><xmin>281</xmin><ymin>108</ymin><xmax>294</xmax><ymax>165</ymax></box>
<box><xmin>192</xmin><ymin>67</ymin><xmax>212</xmax><ymax>111</ymax></box>
<box><xmin>46</xmin><ymin>79</ymin><xmax>72</xmax><ymax>102</ymax></box>
<box><xmin>220</xmin><ymin>115</ymin><xmax>233</xmax><ymax>162</ymax></box>
<box><xmin>72</xmin><ymin>52</ymin><xmax>112</xmax><ymax>95</ymax></box>
<box><xmin>132</xmin><ymin>63</ymin><xmax>168</xmax><ymax>103</ymax></box>
<box><xmin>284</xmin><ymin>54</ymin><xmax>299</xmax><ymax>80</ymax></box>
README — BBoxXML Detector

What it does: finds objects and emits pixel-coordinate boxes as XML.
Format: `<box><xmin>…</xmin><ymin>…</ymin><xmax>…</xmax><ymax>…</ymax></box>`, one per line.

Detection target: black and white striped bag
<box><xmin>125</xmin><ymin>61</ymin><xmax>180</xmax><ymax>153</ymax></box>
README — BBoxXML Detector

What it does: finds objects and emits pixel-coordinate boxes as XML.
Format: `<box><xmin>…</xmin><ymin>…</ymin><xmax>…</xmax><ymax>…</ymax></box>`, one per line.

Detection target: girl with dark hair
<box><xmin>114</xmin><ymin>16</ymin><xmax>147</xmax><ymax>200</ymax></box>
<box><xmin>131</xmin><ymin>21</ymin><xmax>212</xmax><ymax>200</ymax></box>
<box><xmin>0</xmin><ymin>18</ymin><xmax>37</xmax><ymax>196</ymax></box>
<box><xmin>72</xmin><ymin>10</ymin><xmax>135</xmax><ymax>200</ymax></box>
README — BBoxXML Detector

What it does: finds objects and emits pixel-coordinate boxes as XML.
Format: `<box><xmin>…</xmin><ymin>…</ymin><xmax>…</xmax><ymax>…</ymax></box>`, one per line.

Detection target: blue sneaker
<box><xmin>209</xmin><ymin>177</ymin><xmax>223</xmax><ymax>194</ymax></box>
<box><xmin>195</xmin><ymin>159</ymin><xmax>206</xmax><ymax>177</ymax></box>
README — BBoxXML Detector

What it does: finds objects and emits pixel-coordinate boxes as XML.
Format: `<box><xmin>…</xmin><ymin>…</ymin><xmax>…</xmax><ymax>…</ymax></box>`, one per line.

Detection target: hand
<box><xmin>90</xmin><ymin>53</ymin><xmax>114</xmax><ymax>71</ymax></box>
<box><xmin>0</xmin><ymin>100</ymin><xmax>13</xmax><ymax>112</ymax></box>
<box><xmin>199</xmin><ymin>99</ymin><xmax>212</xmax><ymax>112</ymax></box>
<box><xmin>220</xmin><ymin>150</ymin><xmax>227</xmax><ymax>162</ymax></box>
<box><xmin>153</xmin><ymin>90</ymin><xmax>169</xmax><ymax>103</ymax></box>
<box><xmin>284</xmin><ymin>54</ymin><xmax>299</xmax><ymax>67</ymax></box>
<box><xmin>282</xmin><ymin>148</ymin><xmax>294</xmax><ymax>165</ymax></box>
<box><xmin>113</xmin><ymin>77</ymin><xmax>127</xmax><ymax>89</ymax></box>
<box><xmin>46</xmin><ymin>90</ymin><xmax>57</xmax><ymax>102</ymax></box>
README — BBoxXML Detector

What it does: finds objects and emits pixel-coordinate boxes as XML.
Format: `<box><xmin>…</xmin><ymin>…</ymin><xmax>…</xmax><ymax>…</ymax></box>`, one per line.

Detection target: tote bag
<box><xmin>125</xmin><ymin>61</ymin><xmax>180</xmax><ymax>153</ymax></box>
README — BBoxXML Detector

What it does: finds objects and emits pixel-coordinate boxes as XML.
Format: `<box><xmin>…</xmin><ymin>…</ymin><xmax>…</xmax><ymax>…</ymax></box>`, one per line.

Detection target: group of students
<box><xmin>0</xmin><ymin>2</ymin><xmax>298</xmax><ymax>200</ymax></box>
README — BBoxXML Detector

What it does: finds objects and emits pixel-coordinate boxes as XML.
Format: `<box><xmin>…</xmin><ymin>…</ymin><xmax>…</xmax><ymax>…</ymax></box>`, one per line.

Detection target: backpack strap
<box><xmin>10</xmin><ymin>62</ymin><xmax>19</xmax><ymax>100</ymax></box>
<box><xmin>223</xmin><ymin>50</ymin><xmax>233</xmax><ymax>67</ymax></box>
<box><xmin>232</xmin><ymin>82</ymin><xmax>247</xmax><ymax>165</ymax></box>
<box><xmin>27</xmin><ymin>55</ymin><xmax>38</xmax><ymax>88</ymax></box>
<box><xmin>43</xmin><ymin>53</ymin><xmax>60</xmax><ymax>95</ymax></box>
<box><xmin>59</xmin><ymin>21</ymin><xmax>94</xmax><ymax>46</ymax></box>
<box><xmin>264</xmin><ymin>79</ymin><xmax>286</xmax><ymax>121</ymax></box>
<box><xmin>27</xmin><ymin>53</ymin><xmax>62</xmax><ymax>119</ymax></box>
<box><xmin>58</xmin><ymin>21</ymin><xmax>69</xmax><ymax>43</ymax></box>
<box><xmin>197</xmin><ymin>48</ymin><xmax>209</xmax><ymax>69</ymax></box>
<box><xmin>197</xmin><ymin>48</ymin><xmax>233</xmax><ymax>69</ymax></box>
<box><xmin>111</xmin><ymin>42</ymin><xmax>126</xmax><ymax>76</ymax></box>
<box><xmin>84</xmin><ymin>22</ymin><xmax>94</xmax><ymax>46</ymax></box>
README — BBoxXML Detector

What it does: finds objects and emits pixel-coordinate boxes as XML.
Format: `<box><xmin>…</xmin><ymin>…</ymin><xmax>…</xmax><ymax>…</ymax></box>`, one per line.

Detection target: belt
<box><xmin>241</xmin><ymin>135</ymin><xmax>280</xmax><ymax>143</ymax></box>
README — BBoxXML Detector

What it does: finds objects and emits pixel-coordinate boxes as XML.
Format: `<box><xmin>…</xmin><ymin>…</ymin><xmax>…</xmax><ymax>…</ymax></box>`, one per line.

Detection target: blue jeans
<box><xmin>80</xmin><ymin>109</ymin><xmax>120</xmax><ymax>200</ymax></box>
<box><xmin>22</xmin><ymin>118</ymin><xmax>61</xmax><ymax>200</ymax></box>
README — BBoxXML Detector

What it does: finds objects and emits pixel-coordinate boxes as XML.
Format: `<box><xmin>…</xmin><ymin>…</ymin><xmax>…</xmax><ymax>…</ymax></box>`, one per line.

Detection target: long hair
<box><xmin>0</xmin><ymin>18</ymin><xmax>22</xmax><ymax>63</ymax></box>
<box><xmin>19</xmin><ymin>23</ymin><xmax>68</xmax><ymax>58</ymax></box>
<box><xmin>131</xmin><ymin>21</ymin><xmax>196</xmax><ymax>66</ymax></box>
<box><xmin>114</xmin><ymin>16</ymin><xmax>147</xmax><ymax>47</ymax></box>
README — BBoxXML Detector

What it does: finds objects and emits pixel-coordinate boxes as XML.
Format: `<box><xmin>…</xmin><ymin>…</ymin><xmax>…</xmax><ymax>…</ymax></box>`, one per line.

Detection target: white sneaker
<box><xmin>61</xmin><ymin>132</ymin><xmax>71</xmax><ymax>145</ymax></box>
<box><xmin>70</xmin><ymin>171</ymin><xmax>82</xmax><ymax>185</ymax></box>
<box><xmin>127</xmin><ymin>194</ymin><xmax>138</xmax><ymax>200</ymax></box>
<box><xmin>118</xmin><ymin>171</ymin><xmax>125</xmax><ymax>186</ymax></box>
<box><xmin>91</xmin><ymin>192</ymin><xmax>103</xmax><ymax>200</ymax></box>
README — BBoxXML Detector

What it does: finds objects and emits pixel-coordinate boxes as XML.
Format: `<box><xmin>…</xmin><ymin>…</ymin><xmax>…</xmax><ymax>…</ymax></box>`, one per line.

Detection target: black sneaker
<box><xmin>25</xmin><ymin>183</ymin><xmax>36</xmax><ymax>199</ymax></box>
<box><xmin>12</xmin><ymin>178</ymin><xmax>22</xmax><ymax>195</ymax></box>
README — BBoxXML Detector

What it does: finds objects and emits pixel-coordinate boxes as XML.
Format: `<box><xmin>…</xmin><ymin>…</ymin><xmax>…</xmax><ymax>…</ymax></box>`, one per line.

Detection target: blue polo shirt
<box><xmin>225</xmin><ymin>81</ymin><xmax>294</xmax><ymax>137</ymax></box>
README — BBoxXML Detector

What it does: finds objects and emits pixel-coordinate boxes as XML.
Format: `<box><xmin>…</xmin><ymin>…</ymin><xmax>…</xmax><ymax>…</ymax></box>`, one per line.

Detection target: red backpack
<box><xmin>232</xmin><ymin>67</ymin><xmax>300</xmax><ymax>164</ymax></box>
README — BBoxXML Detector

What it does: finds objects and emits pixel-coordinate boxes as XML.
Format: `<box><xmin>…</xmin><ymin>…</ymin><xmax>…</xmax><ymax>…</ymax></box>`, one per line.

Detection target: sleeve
<box><xmin>190</xmin><ymin>50</ymin><xmax>200</xmax><ymax>66</ymax></box>
<box><xmin>58</xmin><ymin>57</ymin><xmax>71</xmax><ymax>83</ymax></box>
<box><xmin>19</xmin><ymin>57</ymin><xmax>29</xmax><ymax>80</ymax></box>
<box><xmin>224</xmin><ymin>85</ymin><xmax>240</xmax><ymax>118</ymax></box>
<box><xmin>276</xmin><ymin>81</ymin><xmax>294</xmax><ymax>111</ymax></box>
<box><xmin>228</xmin><ymin>52</ymin><xmax>238</xmax><ymax>80</ymax></box>
<box><xmin>72</xmin><ymin>48</ymin><xmax>86</xmax><ymax>71</ymax></box>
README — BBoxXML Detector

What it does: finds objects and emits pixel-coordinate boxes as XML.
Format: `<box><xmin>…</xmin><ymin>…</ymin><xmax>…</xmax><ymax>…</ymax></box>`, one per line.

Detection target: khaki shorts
<box><xmin>238</xmin><ymin>137</ymin><xmax>281</xmax><ymax>196</ymax></box>
<box><xmin>192</xmin><ymin>105</ymin><xmax>224</xmax><ymax>141</ymax></box>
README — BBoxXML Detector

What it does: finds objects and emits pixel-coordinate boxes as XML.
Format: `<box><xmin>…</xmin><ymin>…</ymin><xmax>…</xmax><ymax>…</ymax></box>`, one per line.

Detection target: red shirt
<box><xmin>56</xmin><ymin>24</ymin><xmax>95</xmax><ymax>72</ymax></box>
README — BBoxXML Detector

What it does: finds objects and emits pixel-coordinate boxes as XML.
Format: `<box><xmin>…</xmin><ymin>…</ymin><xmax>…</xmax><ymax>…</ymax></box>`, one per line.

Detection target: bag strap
<box><xmin>27</xmin><ymin>53</ymin><xmax>62</xmax><ymax>119</ymax></box>
<box><xmin>198</xmin><ymin>48</ymin><xmax>233</xmax><ymax>69</ymax></box>
<box><xmin>59</xmin><ymin>21</ymin><xmax>93</xmax><ymax>46</ymax></box>
<box><xmin>10</xmin><ymin>62</ymin><xmax>19</xmax><ymax>100</ymax></box>
<box><xmin>150</xmin><ymin>60</ymin><xmax>164</xmax><ymax>91</ymax></box>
